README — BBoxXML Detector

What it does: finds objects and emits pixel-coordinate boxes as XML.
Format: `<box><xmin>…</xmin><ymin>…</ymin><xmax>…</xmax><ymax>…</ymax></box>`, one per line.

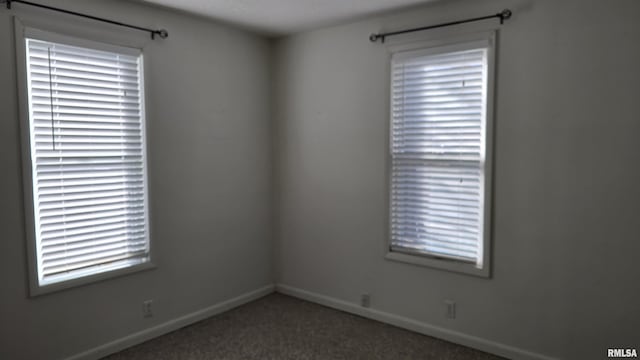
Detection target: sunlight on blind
<box><xmin>390</xmin><ymin>47</ymin><xmax>487</xmax><ymax>266</ymax></box>
<box><xmin>25</xmin><ymin>38</ymin><xmax>150</xmax><ymax>286</ymax></box>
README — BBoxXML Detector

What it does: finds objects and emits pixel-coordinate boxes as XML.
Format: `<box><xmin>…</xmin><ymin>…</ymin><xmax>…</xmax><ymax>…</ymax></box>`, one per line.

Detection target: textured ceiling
<box><xmin>139</xmin><ymin>0</ymin><xmax>433</xmax><ymax>36</ymax></box>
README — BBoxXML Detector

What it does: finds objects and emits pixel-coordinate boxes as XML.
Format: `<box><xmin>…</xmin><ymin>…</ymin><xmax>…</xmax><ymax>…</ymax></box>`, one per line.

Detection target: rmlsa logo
<box><xmin>608</xmin><ymin>349</ymin><xmax>638</xmax><ymax>358</ymax></box>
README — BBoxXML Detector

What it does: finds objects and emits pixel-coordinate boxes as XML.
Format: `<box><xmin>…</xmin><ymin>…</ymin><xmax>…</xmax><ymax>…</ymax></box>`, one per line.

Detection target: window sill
<box><xmin>29</xmin><ymin>261</ymin><xmax>157</xmax><ymax>297</ymax></box>
<box><xmin>384</xmin><ymin>251</ymin><xmax>490</xmax><ymax>278</ymax></box>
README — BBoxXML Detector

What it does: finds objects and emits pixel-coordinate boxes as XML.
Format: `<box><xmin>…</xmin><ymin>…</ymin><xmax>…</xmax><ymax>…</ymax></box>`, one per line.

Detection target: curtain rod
<box><xmin>3</xmin><ymin>0</ymin><xmax>168</xmax><ymax>39</ymax></box>
<box><xmin>369</xmin><ymin>9</ymin><xmax>512</xmax><ymax>43</ymax></box>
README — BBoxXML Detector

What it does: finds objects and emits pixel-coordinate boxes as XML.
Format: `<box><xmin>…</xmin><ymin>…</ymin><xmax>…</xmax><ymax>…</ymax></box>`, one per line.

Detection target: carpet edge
<box><xmin>275</xmin><ymin>283</ymin><xmax>557</xmax><ymax>360</ymax></box>
<box><xmin>65</xmin><ymin>284</ymin><xmax>276</xmax><ymax>360</ymax></box>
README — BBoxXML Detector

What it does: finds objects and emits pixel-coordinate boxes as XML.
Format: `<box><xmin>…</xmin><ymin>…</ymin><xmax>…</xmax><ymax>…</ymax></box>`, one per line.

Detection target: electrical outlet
<box><xmin>142</xmin><ymin>300</ymin><xmax>153</xmax><ymax>318</ymax></box>
<box><xmin>445</xmin><ymin>300</ymin><xmax>456</xmax><ymax>319</ymax></box>
<box><xmin>361</xmin><ymin>293</ymin><xmax>371</xmax><ymax>308</ymax></box>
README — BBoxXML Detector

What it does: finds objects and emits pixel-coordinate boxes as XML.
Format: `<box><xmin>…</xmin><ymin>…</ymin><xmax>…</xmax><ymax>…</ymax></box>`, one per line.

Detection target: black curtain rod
<box><xmin>369</xmin><ymin>9</ymin><xmax>512</xmax><ymax>43</ymax></box>
<box><xmin>3</xmin><ymin>0</ymin><xmax>168</xmax><ymax>39</ymax></box>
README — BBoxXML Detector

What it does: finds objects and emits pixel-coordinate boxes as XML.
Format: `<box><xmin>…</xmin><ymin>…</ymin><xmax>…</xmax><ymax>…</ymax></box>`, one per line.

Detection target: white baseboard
<box><xmin>275</xmin><ymin>283</ymin><xmax>557</xmax><ymax>360</ymax></box>
<box><xmin>66</xmin><ymin>284</ymin><xmax>275</xmax><ymax>360</ymax></box>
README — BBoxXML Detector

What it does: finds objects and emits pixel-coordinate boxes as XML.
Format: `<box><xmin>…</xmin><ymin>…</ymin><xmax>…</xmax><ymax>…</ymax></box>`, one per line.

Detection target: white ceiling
<box><xmin>139</xmin><ymin>0</ymin><xmax>433</xmax><ymax>36</ymax></box>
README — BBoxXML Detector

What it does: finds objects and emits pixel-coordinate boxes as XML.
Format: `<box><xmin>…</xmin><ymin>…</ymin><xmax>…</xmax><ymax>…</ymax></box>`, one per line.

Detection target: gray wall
<box><xmin>273</xmin><ymin>0</ymin><xmax>640</xmax><ymax>359</ymax></box>
<box><xmin>2</xmin><ymin>0</ymin><xmax>639</xmax><ymax>359</ymax></box>
<box><xmin>0</xmin><ymin>1</ymin><xmax>273</xmax><ymax>359</ymax></box>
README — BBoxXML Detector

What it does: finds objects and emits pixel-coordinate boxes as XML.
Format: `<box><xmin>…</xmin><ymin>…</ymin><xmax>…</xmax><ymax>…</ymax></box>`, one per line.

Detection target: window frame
<box><xmin>14</xmin><ymin>17</ymin><xmax>155</xmax><ymax>296</ymax></box>
<box><xmin>384</xmin><ymin>31</ymin><xmax>496</xmax><ymax>278</ymax></box>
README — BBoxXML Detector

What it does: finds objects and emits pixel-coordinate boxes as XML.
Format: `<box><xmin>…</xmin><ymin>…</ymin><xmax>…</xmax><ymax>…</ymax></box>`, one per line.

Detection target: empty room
<box><xmin>0</xmin><ymin>0</ymin><xmax>638</xmax><ymax>359</ymax></box>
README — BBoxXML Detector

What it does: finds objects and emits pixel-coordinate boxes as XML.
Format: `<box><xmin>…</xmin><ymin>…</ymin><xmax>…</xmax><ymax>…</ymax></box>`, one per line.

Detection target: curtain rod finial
<box><xmin>499</xmin><ymin>9</ymin><xmax>512</xmax><ymax>24</ymax></box>
<box><xmin>151</xmin><ymin>29</ymin><xmax>168</xmax><ymax>40</ymax></box>
<box><xmin>369</xmin><ymin>33</ymin><xmax>379</xmax><ymax>42</ymax></box>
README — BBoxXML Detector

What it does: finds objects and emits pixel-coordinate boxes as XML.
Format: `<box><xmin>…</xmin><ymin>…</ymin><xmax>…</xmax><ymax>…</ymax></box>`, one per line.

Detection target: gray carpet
<box><xmin>103</xmin><ymin>293</ymin><xmax>505</xmax><ymax>360</ymax></box>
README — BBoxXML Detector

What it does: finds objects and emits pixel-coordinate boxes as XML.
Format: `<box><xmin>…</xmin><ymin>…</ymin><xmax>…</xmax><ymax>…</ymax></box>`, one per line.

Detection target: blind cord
<box><xmin>47</xmin><ymin>47</ymin><xmax>55</xmax><ymax>151</ymax></box>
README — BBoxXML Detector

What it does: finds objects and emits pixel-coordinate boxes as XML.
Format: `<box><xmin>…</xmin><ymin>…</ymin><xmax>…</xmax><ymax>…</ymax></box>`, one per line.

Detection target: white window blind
<box><xmin>390</xmin><ymin>44</ymin><xmax>488</xmax><ymax>267</ymax></box>
<box><xmin>25</xmin><ymin>37</ymin><xmax>150</xmax><ymax>287</ymax></box>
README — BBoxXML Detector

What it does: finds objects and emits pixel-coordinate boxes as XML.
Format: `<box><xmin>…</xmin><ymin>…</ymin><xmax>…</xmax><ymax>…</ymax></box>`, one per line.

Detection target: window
<box><xmin>387</xmin><ymin>36</ymin><xmax>494</xmax><ymax>276</ymax></box>
<box><xmin>19</xmin><ymin>28</ymin><xmax>152</xmax><ymax>294</ymax></box>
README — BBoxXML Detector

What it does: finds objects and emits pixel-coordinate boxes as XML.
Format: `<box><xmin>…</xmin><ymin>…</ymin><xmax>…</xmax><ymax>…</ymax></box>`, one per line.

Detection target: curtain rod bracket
<box><xmin>369</xmin><ymin>8</ymin><xmax>513</xmax><ymax>43</ymax></box>
<box><xmin>369</xmin><ymin>33</ymin><xmax>386</xmax><ymax>43</ymax></box>
<box><xmin>152</xmin><ymin>29</ymin><xmax>169</xmax><ymax>40</ymax></box>
<box><xmin>499</xmin><ymin>9</ymin><xmax>512</xmax><ymax>24</ymax></box>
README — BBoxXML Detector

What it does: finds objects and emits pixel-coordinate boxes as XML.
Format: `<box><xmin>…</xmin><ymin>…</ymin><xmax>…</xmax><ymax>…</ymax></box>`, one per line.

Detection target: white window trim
<box><xmin>14</xmin><ymin>17</ymin><xmax>156</xmax><ymax>296</ymax></box>
<box><xmin>383</xmin><ymin>30</ymin><xmax>496</xmax><ymax>278</ymax></box>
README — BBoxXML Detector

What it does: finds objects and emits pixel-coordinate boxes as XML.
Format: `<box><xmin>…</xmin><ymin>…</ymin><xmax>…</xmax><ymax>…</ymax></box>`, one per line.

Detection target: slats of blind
<box><xmin>26</xmin><ymin>38</ymin><xmax>150</xmax><ymax>286</ymax></box>
<box><xmin>390</xmin><ymin>47</ymin><xmax>487</xmax><ymax>264</ymax></box>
